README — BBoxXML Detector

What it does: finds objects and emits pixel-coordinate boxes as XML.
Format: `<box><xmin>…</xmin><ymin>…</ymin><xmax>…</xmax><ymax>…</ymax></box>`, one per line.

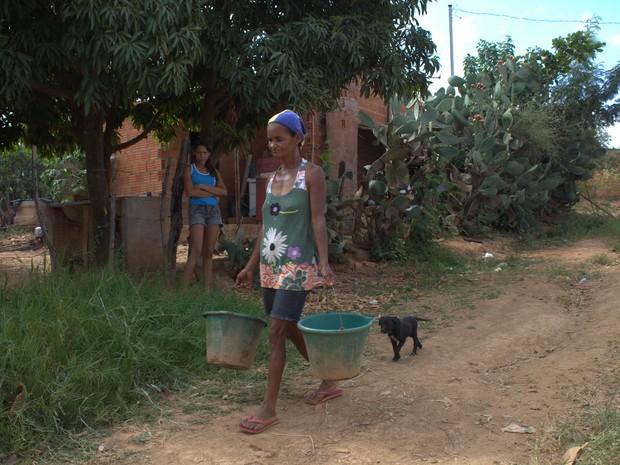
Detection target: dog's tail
<box><xmin>416</xmin><ymin>317</ymin><xmax>432</xmax><ymax>322</ymax></box>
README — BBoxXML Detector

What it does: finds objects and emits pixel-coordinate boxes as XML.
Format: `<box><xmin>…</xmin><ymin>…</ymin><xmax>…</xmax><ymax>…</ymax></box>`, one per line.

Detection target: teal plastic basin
<box><xmin>298</xmin><ymin>312</ymin><xmax>374</xmax><ymax>380</ymax></box>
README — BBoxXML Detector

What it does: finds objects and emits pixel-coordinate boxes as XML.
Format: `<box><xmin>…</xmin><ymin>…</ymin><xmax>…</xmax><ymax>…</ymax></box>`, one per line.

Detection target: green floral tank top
<box><xmin>259</xmin><ymin>158</ymin><xmax>323</xmax><ymax>291</ymax></box>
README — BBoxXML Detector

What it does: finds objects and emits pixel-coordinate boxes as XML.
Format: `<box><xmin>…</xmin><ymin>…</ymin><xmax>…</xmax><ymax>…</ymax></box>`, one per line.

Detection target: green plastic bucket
<box><xmin>298</xmin><ymin>312</ymin><xmax>375</xmax><ymax>381</ymax></box>
<box><xmin>203</xmin><ymin>311</ymin><xmax>267</xmax><ymax>370</ymax></box>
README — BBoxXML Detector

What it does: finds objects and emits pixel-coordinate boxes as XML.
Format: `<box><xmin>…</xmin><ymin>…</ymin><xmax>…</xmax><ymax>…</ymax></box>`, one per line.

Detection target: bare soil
<box><xmin>2</xmin><ymin>230</ymin><xmax>619</xmax><ymax>465</ymax></box>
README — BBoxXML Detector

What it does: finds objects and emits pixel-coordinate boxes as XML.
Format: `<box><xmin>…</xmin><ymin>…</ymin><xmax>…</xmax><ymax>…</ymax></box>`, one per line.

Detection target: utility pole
<box><xmin>448</xmin><ymin>4</ymin><xmax>454</xmax><ymax>76</ymax></box>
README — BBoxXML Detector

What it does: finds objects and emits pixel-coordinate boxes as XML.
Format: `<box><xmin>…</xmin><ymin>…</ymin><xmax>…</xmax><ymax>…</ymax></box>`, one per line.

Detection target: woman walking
<box><xmin>236</xmin><ymin>110</ymin><xmax>338</xmax><ymax>434</ymax></box>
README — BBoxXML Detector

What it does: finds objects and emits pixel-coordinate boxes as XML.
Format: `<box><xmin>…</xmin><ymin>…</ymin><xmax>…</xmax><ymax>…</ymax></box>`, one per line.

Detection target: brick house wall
<box><xmin>115</xmin><ymin>82</ymin><xmax>390</xmax><ymax>228</ymax></box>
<box><xmin>115</xmin><ymin>125</ymin><xmax>185</xmax><ymax>198</ymax></box>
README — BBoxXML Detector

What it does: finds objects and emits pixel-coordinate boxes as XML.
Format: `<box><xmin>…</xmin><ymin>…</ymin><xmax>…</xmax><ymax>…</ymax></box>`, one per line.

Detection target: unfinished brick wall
<box><xmin>350</xmin><ymin>83</ymin><xmax>391</xmax><ymax>126</ymax></box>
<box><xmin>115</xmin><ymin>125</ymin><xmax>185</xmax><ymax>198</ymax></box>
<box><xmin>114</xmin><ymin>83</ymin><xmax>389</xmax><ymax>227</ymax></box>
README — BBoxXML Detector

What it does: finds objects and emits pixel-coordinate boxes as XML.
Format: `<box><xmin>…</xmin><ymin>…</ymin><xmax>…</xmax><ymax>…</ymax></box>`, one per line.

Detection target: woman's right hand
<box><xmin>235</xmin><ymin>268</ymin><xmax>254</xmax><ymax>289</ymax></box>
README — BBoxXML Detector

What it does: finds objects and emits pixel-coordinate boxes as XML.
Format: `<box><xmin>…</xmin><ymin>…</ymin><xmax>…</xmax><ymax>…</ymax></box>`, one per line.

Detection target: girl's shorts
<box><xmin>188</xmin><ymin>204</ymin><xmax>222</xmax><ymax>227</ymax></box>
<box><xmin>262</xmin><ymin>288</ymin><xmax>309</xmax><ymax>322</ymax></box>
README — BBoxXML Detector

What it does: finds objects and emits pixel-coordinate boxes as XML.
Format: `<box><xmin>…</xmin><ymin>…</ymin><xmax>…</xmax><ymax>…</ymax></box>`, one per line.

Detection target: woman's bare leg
<box><xmin>288</xmin><ymin>318</ymin><xmax>340</xmax><ymax>403</ymax></box>
<box><xmin>182</xmin><ymin>224</ymin><xmax>204</xmax><ymax>288</ymax></box>
<box><xmin>201</xmin><ymin>225</ymin><xmax>220</xmax><ymax>288</ymax></box>
<box><xmin>239</xmin><ymin>318</ymin><xmax>290</xmax><ymax>432</ymax></box>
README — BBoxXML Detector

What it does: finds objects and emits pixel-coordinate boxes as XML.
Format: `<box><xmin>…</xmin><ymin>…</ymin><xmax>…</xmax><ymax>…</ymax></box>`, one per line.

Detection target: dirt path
<box><xmin>2</xmin><ymin>234</ymin><xmax>619</xmax><ymax>464</ymax></box>
<box><xmin>95</xmin><ymin>237</ymin><xmax>618</xmax><ymax>465</ymax></box>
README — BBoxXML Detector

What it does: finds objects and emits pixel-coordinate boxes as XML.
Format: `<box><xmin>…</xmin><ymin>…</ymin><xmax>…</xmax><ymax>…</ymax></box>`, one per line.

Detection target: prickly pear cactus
<box><xmin>354</xmin><ymin>56</ymin><xmax>605</xmax><ymax>246</ymax></box>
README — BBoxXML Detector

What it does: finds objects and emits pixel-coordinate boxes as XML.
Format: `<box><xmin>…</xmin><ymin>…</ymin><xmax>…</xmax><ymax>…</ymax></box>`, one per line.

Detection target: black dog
<box><xmin>378</xmin><ymin>315</ymin><xmax>430</xmax><ymax>361</ymax></box>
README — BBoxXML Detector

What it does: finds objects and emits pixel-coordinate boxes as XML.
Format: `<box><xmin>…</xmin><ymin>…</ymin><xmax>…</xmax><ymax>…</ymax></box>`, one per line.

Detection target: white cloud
<box><xmin>606</xmin><ymin>32</ymin><xmax>620</xmax><ymax>47</ymax></box>
<box><xmin>606</xmin><ymin>124</ymin><xmax>620</xmax><ymax>149</ymax></box>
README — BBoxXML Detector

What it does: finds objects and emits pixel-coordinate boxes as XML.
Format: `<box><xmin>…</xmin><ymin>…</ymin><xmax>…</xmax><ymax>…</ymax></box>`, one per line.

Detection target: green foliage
<box><xmin>352</xmin><ymin>103</ymin><xmax>446</xmax><ymax>249</ymax></box>
<box><xmin>1</xmin><ymin>0</ymin><xmax>440</xmax><ymax>264</ymax></box>
<box><xmin>0</xmin><ymin>225</ymin><xmax>30</xmax><ymax>241</ymax></box>
<box><xmin>601</xmin><ymin>62</ymin><xmax>620</xmax><ymax>128</ymax></box>
<box><xmin>0</xmin><ymin>267</ymin><xmax>262</xmax><ymax>457</ymax></box>
<box><xmin>178</xmin><ymin>0</ymin><xmax>440</xmax><ymax>157</ymax></box>
<box><xmin>39</xmin><ymin>150</ymin><xmax>87</xmax><ymax>203</ymax></box>
<box><xmin>520</xmin><ymin>208</ymin><xmax>620</xmax><ymax>252</ymax></box>
<box><xmin>372</xmin><ymin>237</ymin><xmax>411</xmax><ymax>263</ymax></box>
<box><xmin>460</xmin><ymin>23</ymin><xmax>617</xmax><ymax>146</ymax></box>
<box><xmin>354</xmin><ymin>48</ymin><xmax>608</xmax><ymax>246</ymax></box>
<box><xmin>1</xmin><ymin>0</ymin><xmax>210</xmax><ymax>262</ymax></box>
<box><xmin>581</xmin><ymin>150</ymin><xmax>620</xmax><ymax>201</ymax></box>
<box><xmin>463</xmin><ymin>36</ymin><xmax>516</xmax><ymax>79</ymax></box>
<box><xmin>217</xmin><ymin>226</ymin><xmax>257</xmax><ymax>279</ymax></box>
<box><xmin>320</xmin><ymin>146</ymin><xmax>354</xmax><ymax>259</ymax></box>
<box><xmin>354</xmin><ymin>20</ymin><xmax>615</xmax><ymax>244</ymax></box>
<box><xmin>0</xmin><ymin>144</ymin><xmax>51</xmax><ymax>225</ymax></box>
<box><xmin>0</xmin><ymin>144</ymin><xmax>47</xmax><ymax>199</ymax></box>
<box><xmin>0</xmin><ymin>0</ymin><xmax>205</xmax><ymax>149</ymax></box>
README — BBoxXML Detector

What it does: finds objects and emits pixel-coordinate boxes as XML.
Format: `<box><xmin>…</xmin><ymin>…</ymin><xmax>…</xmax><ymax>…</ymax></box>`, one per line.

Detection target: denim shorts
<box><xmin>262</xmin><ymin>288</ymin><xmax>309</xmax><ymax>322</ymax></box>
<box><xmin>188</xmin><ymin>204</ymin><xmax>222</xmax><ymax>227</ymax></box>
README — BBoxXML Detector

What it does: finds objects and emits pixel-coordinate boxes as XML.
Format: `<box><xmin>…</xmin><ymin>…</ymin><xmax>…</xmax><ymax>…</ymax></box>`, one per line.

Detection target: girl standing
<box><xmin>183</xmin><ymin>140</ymin><xmax>227</xmax><ymax>288</ymax></box>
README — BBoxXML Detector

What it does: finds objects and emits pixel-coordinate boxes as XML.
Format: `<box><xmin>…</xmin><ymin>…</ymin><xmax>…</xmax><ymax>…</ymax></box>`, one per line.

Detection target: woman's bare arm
<box><xmin>306</xmin><ymin>162</ymin><xmax>335</xmax><ymax>286</ymax></box>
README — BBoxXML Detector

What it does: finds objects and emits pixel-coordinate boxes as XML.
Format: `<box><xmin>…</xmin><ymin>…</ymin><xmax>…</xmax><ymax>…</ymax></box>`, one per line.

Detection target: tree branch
<box><xmin>111</xmin><ymin>116</ymin><xmax>160</xmax><ymax>153</ymax></box>
<box><xmin>30</xmin><ymin>80</ymin><xmax>75</xmax><ymax>101</ymax></box>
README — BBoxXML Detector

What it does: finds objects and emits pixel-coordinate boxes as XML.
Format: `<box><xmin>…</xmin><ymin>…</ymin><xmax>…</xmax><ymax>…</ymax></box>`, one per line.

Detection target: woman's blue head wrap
<box><xmin>268</xmin><ymin>110</ymin><xmax>307</xmax><ymax>143</ymax></box>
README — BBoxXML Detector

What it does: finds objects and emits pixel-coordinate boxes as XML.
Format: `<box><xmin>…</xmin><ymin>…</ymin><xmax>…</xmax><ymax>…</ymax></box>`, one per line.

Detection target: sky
<box><xmin>417</xmin><ymin>0</ymin><xmax>620</xmax><ymax>148</ymax></box>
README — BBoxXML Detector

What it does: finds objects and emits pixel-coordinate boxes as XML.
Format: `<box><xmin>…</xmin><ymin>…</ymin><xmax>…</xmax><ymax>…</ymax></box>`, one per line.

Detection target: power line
<box><xmin>453</xmin><ymin>8</ymin><xmax>620</xmax><ymax>25</ymax></box>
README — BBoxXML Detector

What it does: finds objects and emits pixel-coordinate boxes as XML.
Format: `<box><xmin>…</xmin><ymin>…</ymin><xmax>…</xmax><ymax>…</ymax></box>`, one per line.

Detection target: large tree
<box><xmin>0</xmin><ymin>0</ymin><xmax>206</xmax><ymax>264</ymax></box>
<box><xmin>1</xmin><ymin>0</ymin><xmax>440</xmax><ymax>265</ymax></box>
<box><xmin>463</xmin><ymin>36</ymin><xmax>516</xmax><ymax>80</ymax></box>
<box><xmin>460</xmin><ymin>20</ymin><xmax>616</xmax><ymax>147</ymax></box>
<box><xmin>174</xmin><ymin>1</ymin><xmax>440</xmax><ymax>157</ymax></box>
<box><xmin>601</xmin><ymin>62</ymin><xmax>620</xmax><ymax>125</ymax></box>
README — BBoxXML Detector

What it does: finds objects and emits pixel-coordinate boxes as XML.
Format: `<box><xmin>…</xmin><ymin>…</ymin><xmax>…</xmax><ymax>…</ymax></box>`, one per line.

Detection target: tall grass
<box><xmin>0</xmin><ymin>266</ymin><xmax>263</xmax><ymax>458</ymax></box>
<box><xmin>0</xmin><ymin>225</ymin><xmax>30</xmax><ymax>240</ymax></box>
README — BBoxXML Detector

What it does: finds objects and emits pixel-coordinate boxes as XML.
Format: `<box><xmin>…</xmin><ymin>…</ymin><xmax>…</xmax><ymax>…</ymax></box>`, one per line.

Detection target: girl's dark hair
<box><xmin>191</xmin><ymin>138</ymin><xmax>216</xmax><ymax>174</ymax></box>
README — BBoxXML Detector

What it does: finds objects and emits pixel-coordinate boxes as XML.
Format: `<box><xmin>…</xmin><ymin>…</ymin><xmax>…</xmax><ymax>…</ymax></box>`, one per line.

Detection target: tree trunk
<box><xmin>166</xmin><ymin>138</ymin><xmax>191</xmax><ymax>267</ymax></box>
<box><xmin>200</xmin><ymin>77</ymin><xmax>216</xmax><ymax>148</ymax></box>
<box><xmin>82</xmin><ymin>110</ymin><xmax>110</xmax><ymax>266</ymax></box>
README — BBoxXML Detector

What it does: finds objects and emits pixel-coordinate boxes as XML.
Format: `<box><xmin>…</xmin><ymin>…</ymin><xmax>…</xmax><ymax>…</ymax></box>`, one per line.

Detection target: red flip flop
<box><xmin>304</xmin><ymin>387</ymin><xmax>343</xmax><ymax>405</ymax></box>
<box><xmin>239</xmin><ymin>416</ymin><xmax>280</xmax><ymax>434</ymax></box>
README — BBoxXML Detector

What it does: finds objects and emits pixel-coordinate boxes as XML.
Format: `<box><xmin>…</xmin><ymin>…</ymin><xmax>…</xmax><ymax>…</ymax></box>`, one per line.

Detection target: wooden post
<box><xmin>234</xmin><ymin>147</ymin><xmax>241</xmax><ymax>226</ymax></box>
<box><xmin>31</xmin><ymin>145</ymin><xmax>59</xmax><ymax>268</ymax></box>
<box><xmin>240</xmin><ymin>153</ymin><xmax>252</xmax><ymax>200</ymax></box>
<box><xmin>82</xmin><ymin>206</ymin><xmax>89</xmax><ymax>271</ymax></box>
<box><xmin>109</xmin><ymin>155</ymin><xmax>118</xmax><ymax>261</ymax></box>
<box><xmin>161</xmin><ymin>157</ymin><xmax>172</xmax><ymax>258</ymax></box>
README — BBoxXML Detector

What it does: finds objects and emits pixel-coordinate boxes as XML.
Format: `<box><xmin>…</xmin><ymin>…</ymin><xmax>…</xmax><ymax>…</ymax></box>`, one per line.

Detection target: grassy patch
<box><xmin>0</xmin><ymin>266</ymin><xmax>264</xmax><ymax>461</ymax></box>
<box><xmin>591</xmin><ymin>254</ymin><xmax>614</xmax><ymax>267</ymax></box>
<box><xmin>543</xmin><ymin>339</ymin><xmax>620</xmax><ymax>465</ymax></box>
<box><xmin>519</xmin><ymin>208</ymin><xmax>620</xmax><ymax>251</ymax></box>
<box><xmin>0</xmin><ymin>225</ymin><xmax>30</xmax><ymax>240</ymax></box>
